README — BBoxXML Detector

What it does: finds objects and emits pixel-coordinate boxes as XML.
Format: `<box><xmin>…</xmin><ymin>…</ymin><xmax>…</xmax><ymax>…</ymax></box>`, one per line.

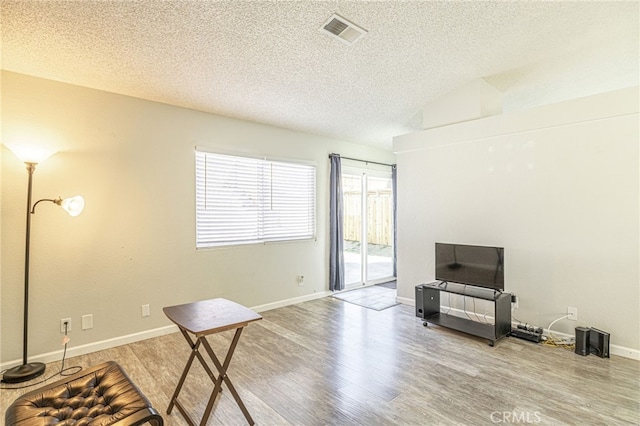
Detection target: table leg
<box><xmin>201</xmin><ymin>327</ymin><xmax>255</xmax><ymax>426</ymax></box>
<box><xmin>167</xmin><ymin>335</ymin><xmax>200</xmax><ymax>415</ymax></box>
<box><xmin>168</xmin><ymin>328</ymin><xmax>220</xmax><ymax>420</ymax></box>
<box><xmin>180</xmin><ymin>328</ymin><xmax>219</xmax><ymax>382</ymax></box>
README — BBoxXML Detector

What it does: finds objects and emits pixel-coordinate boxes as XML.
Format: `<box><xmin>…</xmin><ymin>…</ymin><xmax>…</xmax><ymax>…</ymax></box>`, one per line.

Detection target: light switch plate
<box><xmin>82</xmin><ymin>314</ymin><xmax>93</xmax><ymax>330</ymax></box>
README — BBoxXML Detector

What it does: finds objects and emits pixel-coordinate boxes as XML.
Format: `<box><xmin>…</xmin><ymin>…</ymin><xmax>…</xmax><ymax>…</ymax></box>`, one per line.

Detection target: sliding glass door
<box><xmin>342</xmin><ymin>168</ymin><xmax>394</xmax><ymax>287</ymax></box>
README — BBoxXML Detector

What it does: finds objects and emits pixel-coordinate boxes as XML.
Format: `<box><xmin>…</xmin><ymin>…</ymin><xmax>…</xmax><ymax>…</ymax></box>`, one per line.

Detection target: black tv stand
<box><xmin>415</xmin><ymin>281</ymin><xmax>511</xmax><ymax>346</ymax></box>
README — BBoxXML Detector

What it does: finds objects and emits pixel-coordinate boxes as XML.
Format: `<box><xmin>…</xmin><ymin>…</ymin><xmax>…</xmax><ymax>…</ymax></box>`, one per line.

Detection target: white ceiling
<box><xmin>2</xmin><ymin>1</ymin><xmax>638</xmax><ymax>150</ymax></box>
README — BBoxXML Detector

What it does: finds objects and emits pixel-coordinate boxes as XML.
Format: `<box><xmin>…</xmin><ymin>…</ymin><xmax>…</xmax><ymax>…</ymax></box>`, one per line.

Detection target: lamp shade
<box><xmin>61</xmin><ymin>196</ymin><xmax>85</xmax><ymax>216</ymax></box>
<box><xmin>5</xmin><ymin>143</ymin><xmax>57</xmax><ymax>164</ymax></box>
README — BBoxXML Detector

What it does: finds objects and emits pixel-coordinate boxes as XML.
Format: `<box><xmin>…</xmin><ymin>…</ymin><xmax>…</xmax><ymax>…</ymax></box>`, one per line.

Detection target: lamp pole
<box><xmin>23</xmin><ymin>162</ymin><xmax>37</xmax><ymax>366</ymax></box>
<box><xmin>2</xmin><ymin>162</ymin><xmax>46</xmax><ymax>383</ymax></box>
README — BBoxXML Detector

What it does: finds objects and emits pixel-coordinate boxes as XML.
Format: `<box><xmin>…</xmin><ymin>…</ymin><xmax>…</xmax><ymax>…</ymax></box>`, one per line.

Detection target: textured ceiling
<box><xmin>2</xmin><ymin>1</ymin><xmax>638</xmax><ymax>149</ymax></box>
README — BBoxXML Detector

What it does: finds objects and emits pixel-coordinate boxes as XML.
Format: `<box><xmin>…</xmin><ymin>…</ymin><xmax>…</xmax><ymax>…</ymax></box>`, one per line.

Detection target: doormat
<box><xmin>332</xmin><ymin>286</ymin><xmax>399</xmax><ymax>311</ymax></box>
<box><xmin>375</xmin><ymin>280</ymin><xmax>397</xmax><ymax>289</ymax></box>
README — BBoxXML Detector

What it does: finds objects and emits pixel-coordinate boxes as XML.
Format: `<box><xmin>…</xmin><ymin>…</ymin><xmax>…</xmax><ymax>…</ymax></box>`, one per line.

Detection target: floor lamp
<box><xmin>2</xmin><ymin>146</ymin><xmax>84</xmax><ymax>384</ymax></box>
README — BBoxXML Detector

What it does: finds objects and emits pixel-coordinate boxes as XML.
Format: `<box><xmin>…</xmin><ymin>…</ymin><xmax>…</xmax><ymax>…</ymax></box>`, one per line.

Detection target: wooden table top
<box><xmin>163</xmin><ymin>298</ymin><xmax>262</xmax><ymax>336</ymax></box>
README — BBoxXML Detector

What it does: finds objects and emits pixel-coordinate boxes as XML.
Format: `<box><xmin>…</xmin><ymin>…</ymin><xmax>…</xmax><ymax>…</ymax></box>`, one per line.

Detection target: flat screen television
<box><xmin>435</xmin><ymin>243</ymin><xmax>504</xmax><ymax>291</ymax></box>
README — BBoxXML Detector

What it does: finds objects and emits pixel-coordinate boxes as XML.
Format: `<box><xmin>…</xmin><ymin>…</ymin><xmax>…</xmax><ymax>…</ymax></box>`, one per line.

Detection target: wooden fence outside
<box><xmin>343</xmin><ymin>189</ymin><xmax>393</xmax><ymax>246</ymax></box>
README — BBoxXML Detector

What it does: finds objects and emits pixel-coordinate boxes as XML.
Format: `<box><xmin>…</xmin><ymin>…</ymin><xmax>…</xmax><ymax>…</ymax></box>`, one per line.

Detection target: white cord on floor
<box><xmin>546</xmin><ymin>314</ymin><xmax>574</xmax><ymax>344</ymax></box>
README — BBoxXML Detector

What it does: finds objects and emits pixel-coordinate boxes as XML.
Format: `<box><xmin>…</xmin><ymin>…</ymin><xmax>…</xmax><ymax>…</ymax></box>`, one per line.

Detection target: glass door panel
<box><xmin>342</xmin><ymin>173</ymin><xmax>363</xmax><ymax>285</ymax></box>
<box><xmin>366</xmin><ymin>176</ymin><xmax>394</xmax><ymax>282</ymax></box>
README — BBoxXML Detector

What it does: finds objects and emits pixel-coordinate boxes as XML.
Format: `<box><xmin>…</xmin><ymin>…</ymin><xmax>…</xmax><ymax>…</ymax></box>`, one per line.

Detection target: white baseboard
<box><xmin>400</xmin><ymin>297</ymin><xmax>640</xmax><ymax>361</ymax></box>
<box><xmin>1</xmin><ymin>291</ymin><xmax>331</xmax><ymax>372</ymax></box>
<box><xmin>251</xmin><ymin>291</ymin><xmax>331</xmax><ymax>313</ymax></box>
<box><xmin>540</xmin><ymin>328</ymin><xmax>640</xmax><ymax>361</ymax></box>
<box><xmin>1</xmin><ymin>325</ymin><xmax>179</xmax><ymax>371</ymax></box>
<box><xmin>397</xmin><ymin>296</ymin><xmax>414</xmax><ymax>306</ymax></box>
<box><xmin>610</xmin><ymin>346</ymin><xmax>640</xmax><ymax>361</ymax></box>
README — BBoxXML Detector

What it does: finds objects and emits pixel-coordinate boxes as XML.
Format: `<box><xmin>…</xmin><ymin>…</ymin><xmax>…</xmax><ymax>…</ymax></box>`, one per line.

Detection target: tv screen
<box><xmin>435</xmin><ymin>243</ymin><xmax>504</xmax><ymax>291</ymax></box>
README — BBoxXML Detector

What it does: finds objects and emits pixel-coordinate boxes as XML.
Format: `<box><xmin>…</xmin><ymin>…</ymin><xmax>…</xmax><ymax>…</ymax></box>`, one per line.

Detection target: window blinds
<box><xmin>195</xmin><ymin>150</ymin><xmax>316</xmax><ymax>248</ymax></box>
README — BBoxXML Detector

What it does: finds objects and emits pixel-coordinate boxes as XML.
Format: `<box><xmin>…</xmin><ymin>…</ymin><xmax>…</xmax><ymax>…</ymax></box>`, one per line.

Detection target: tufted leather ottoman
<box><xmin>5</xmin><ymin>361</ymin><xmax>163</xmax><ymax>426</ymax></box>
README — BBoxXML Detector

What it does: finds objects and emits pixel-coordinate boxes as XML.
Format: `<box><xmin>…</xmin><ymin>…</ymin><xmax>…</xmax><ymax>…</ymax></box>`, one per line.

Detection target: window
<box><xmin>195</xmin><ymin>149</ymin><xmax>316</xmax><ymax>248</ymax></box>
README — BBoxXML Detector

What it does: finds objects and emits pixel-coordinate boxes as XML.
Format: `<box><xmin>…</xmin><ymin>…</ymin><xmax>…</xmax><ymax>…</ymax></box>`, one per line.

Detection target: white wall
<box><xmin>0</xmin><ymin>71</ymin><xmax>395</xmax><ymax>364</ymax></box>
<box><xmin>394</xmin><ymin>87</ymin><xmax>639</xmax><ymax>353</ymax></box>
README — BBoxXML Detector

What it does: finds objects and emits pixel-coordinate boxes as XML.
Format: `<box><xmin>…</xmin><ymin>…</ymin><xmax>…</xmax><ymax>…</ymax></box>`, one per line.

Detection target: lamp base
<box><xmin>1</xmin><ymin>362</ymin><xmax>46</xmax><ymax>383</ymax></box>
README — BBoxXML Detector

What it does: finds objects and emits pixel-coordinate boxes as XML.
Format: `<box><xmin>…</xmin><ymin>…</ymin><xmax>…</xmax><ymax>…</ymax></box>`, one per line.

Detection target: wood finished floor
<box><xmin>1</xmin><ymin>297</ymin><xmax>639</xmax><ymax>425</ymax></box>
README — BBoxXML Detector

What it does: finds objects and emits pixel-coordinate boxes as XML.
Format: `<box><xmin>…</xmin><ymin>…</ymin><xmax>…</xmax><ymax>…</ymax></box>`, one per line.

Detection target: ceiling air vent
<box><xmin>321</xmin><ymin>14</ymin><xmax>367</xmax><ymax>45</ymax></box>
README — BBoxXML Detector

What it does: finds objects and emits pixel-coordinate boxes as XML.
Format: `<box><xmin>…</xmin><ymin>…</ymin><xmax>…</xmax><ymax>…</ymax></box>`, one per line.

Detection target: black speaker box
<box><xmin>589</xmin><ymin>327</ymin><xmax>610</xmax><ymax>358</ymax></box>
<box><xmin>574</xmin><ymin>327</ymin><xmax>590</xmax><ymax>356</ymax></box>
<box><xmin>415</xmin><ymin>285</ymin><xmax>424</xmax><ymax>318</ymax></box>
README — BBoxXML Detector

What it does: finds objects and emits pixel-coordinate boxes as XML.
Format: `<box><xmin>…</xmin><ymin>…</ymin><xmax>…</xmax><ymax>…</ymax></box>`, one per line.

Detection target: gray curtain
<box><xmin>392</xmin><ymin>164</ymin><xmax>398</xmax><ymax>278</ymax></box>
<box><xmin>329</xmin><ymin>154</ymin><xmax>345</xmax><ymax>291</ymax></box>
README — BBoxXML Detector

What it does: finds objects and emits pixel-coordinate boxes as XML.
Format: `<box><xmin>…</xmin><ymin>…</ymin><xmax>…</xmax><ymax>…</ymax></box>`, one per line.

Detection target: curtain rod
<box><xmin>329</xmin><ymin>154</ymin><xmax>395</xmax><ymax>168</ymax></box>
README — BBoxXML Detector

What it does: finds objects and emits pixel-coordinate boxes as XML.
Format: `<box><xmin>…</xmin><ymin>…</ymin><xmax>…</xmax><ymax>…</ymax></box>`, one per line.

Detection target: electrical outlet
<box><xmin>82</xmin><ymin>314</ymin><xmax>93</xmax><ymax>330</ymax></box>
<box><xmin>297</xmin><ymin>275</ymin><xmax>304</xmax><ymax>287</ymax></box>
<box><xmin>60</xmin><ymin>318</ymin><xmax>72</xmax><ymax>334</ymax></box>
<box><xmin>141</xmin><ymin>304</ymin><xmax>150</xmax><ymax>317</ymax></box>
<box><xmin>511</xmin><ymin>294</ymin><xmax>519</xmax><ymax>308</ymax></box>
<box><xmin>567</xmin><ymin>306</ymin><xmax>578</xmax><ymax>321</ymax></box>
